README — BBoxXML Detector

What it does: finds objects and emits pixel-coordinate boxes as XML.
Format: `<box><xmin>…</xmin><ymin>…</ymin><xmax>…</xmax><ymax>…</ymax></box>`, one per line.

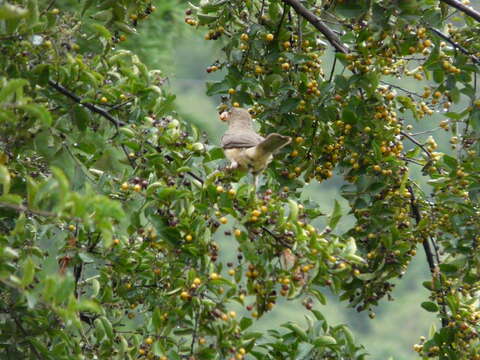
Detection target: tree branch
<box><xmin>0</xmin><ymin>202</ymin><xmax>57</xmax><ymax>218</ymax></box>
<box><xmin>261</xmin><ymin>225</ymin><xmax>292</xmax><ymax>249</ymax></box>
<box><xmin>428</xmin><ymin>27</ymin><xmax>480</xmax><ymax>65</ymax></box>
<box><xmin>48</xmin><ymin>81</ymin><xmax>126</xmax><ymax>127</ymax></box>
<box><xmin>440</xmin><ymin>0</ymin><xmax>480</xmax><ymax>23</ymax></box>
<box><xmin>400</xmin><ymin>131</ymin><xmax>432</xmax><ymax>158</ymax></box>
<box><xmin>407</xmin><ymin>185</ymin><xmax>448</xmax><ymax>328</ymax></box>
<box><xmin>13</xmin><ymin>315</ymin><xmax>45</xmax><ymax>359</ymax></box>
<box><xmin>49</xmin><ymin>80</ymin><xmax>205</xmax><ymax>178</ymax></box>
<box><xmin>281</xmin><ymin>0</ymin><xmax>349</xmax><ymax>54</ymax></box>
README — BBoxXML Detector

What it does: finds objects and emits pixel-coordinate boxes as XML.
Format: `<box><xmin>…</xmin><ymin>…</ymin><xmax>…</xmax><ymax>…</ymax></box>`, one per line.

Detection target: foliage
<box><xmin>0</xmin><ymin>0</ymin><xmax>479</xmax><ymax>360</ymax></box>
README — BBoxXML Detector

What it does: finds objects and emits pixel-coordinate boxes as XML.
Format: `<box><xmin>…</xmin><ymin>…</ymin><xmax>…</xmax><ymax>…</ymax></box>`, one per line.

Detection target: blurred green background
<box><xmin>117</xmin><ymin>2</ymin><xmax>480</xmax><ymax>358</ymax></box>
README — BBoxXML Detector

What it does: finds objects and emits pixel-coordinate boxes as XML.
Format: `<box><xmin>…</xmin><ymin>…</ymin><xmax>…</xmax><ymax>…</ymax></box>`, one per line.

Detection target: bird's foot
<box><xmin>226</xmin><ymin>161</ymin><xmax>239</xmax><ymax>172</ymax></box>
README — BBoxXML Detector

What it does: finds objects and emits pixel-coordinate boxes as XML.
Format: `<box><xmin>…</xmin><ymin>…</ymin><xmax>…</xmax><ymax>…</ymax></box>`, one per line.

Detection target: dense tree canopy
<box><xmin>0</xmin><ymin>0</ymin><xmax>479</xmax><ymax>359</ymax></box>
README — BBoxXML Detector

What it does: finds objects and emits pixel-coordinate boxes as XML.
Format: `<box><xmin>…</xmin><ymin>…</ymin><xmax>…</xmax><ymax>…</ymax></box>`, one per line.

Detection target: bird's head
<box><xmin>219</xmin><ymin>107</ymin><xmax>253</xmax><ymax>128</ymax></box>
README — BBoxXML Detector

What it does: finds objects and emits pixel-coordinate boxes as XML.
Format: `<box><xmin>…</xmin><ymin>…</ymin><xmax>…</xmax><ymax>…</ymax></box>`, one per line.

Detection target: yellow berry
<box><xmin>219</xmin><ymin>217</ymin><xmax>228</xmax><ymax>224</ymax></box>
<box><xmin>185</xmin><ymin>234</ymin><xmax>193</xmax><ymax>242</ymax></box>
<box><xmin>414</xmin><ymin>73</ymin><xmax>423</xmax><ymax>80</ymax></box>
<box><xmin>265</xmin><ymin>33</ymin><xmax>274</xmax><ymax>41</ymax></box>
<box><xmin>252</xmin><ymin>209</ymin><xmax>261</xmax><ymax>217</ymax></box>
<box><xmin>210</xmin><ymin>272</ymin><xmax>220</xmax><ymax>280</ymax></box>
<box><xmin>133</xmin><ymin>184</ymin><xmax>142</xmax><ymax>192</ymax></box>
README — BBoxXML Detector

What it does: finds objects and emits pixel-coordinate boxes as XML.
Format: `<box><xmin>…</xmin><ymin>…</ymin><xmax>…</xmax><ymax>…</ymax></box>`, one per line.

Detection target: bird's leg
<box><xmin>226</xmin><ymin>161</ymin><xmax>239</xmax><ymax>172</ymax></box>
<box><xmin>253</xmin><ymin>173</ymin><xmax>260</xmax><ymax>190</ymax></box>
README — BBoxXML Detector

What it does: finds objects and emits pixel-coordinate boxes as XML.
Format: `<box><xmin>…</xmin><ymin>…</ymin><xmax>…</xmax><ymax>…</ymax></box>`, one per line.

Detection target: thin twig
<box><xmin>0</xmin><ymin>202</ymin><xmax>57</xmax><ymax>218</ymax></box>
<box><xmin>380</xmin><ymin>81</ymin><xmax>423</xmax><ymax>98</ymax></box>
<box><xmin>408</xmin><ymin>127</ymin><xmax>441</xmax><ymax>136</ymax></box>
<box><xmin>407</xmin><ymin>186</ymin><xmax>435</xmax><ymax>272</ymax></box>
<box><xmin>400</xmin><ymin>157</ymin><xmax>424</xmax><ymax>166</ymax></box>
<box><xmin>400</xmin><ymin>131</ymin><xmax>432</xmax><ymax>158</ymax></box>
<box><xmin>406</xmin><ymin>185</ymin><xmax>448</xmax><ymax>327</ymax></box>
<box><xmin>428</xmin><ymin>27</ymin><xmax>480</xmax><ymax>65</ymax></box>
<box><xmin>190</xmin><ymin>306</ymin><xmax>201</xmax><ymax>356</ymax></box>
<box><xmin>297</xmin><ymin>12</ymin><xmax>303</xmax><ymax>52</ymax></box>
<box><xmin>48</xmin><ymin>81</ymin><xmax>126</xmax><ymax>127</ymax></box>
<box><xmin>328</xmin><ymin>55</ymin><xmax>337</xmax><ymax>83</ymax></box>
<box><xmin>13</xmin><ymin>315</ymin><xmax>45</xmax><ymax>359</ymax></box>
<box><xmin>275</xmin><ymin>2</ymin><xmax>289</xmax><ymax>40</ymax></box>
<box><xmin>108</xmin><ymin>100</ymin><xmax>133</xmax><ymax>111</ymax></box>
<box><xmin>261</xmin><ymin>226</ymin><xmax>292</xmax><ymax>249</ymax></box>
<box><xmin>281</xmin><ymin>0</ymin><xmax>349</xmax><ymax>54</ymax></box>
<box><xmin>440</xmin><ymin>0</ymin><xmax>480</xmax><ymax>23</ymax></box>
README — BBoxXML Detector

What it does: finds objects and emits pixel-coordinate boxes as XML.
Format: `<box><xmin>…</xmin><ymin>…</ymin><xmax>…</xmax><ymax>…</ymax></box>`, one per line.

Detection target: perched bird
<box><xmin>220</xmin><ymin>107</ymin><xmax>291</xmax><ymax>185</ymax></box>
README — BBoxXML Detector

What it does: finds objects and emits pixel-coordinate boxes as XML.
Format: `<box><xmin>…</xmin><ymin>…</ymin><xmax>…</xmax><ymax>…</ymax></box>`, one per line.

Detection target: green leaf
<box><xmin>81</xmin><ymin>0</ymin><xmax>95</xmax><ymax>15</ymax></box>
<box><xmin>240</xmin><ymin>317</ymin><xmax>253</xmax><ymax>330</ymax></box>
<box><xmin>355</xmin><ymin>272</ymin><xmax>377</xmax><ymax>281</ymax></box>
<box><xmin>114</xmin><ymin>21</ymin><xmax>137</xmax><ymax>34</ymax></box>
<box><xmin>51</xmin><ymin>167</ymin><xmax>69</xmax><ymax>195</ymax></box>
<box><xmin>313</xmin><ymin>335</ymin><xmax>337</xmax><ymax>347</ymax></box>
<box><xmin>0</xmin><ymin>165</ymin><xmax>11</xmax><ymax>194</ymax></box>
<box><xmin>0</xmin><ymin>3</ymin><xmax>28</xmax><ymax>19</ymax></box>
<box><xmin>0</xmin><ymin>78</ymin><xmax>28</xmax><ymax>104</ymax></box>
<box><xmin>100</xmin><ymin>316</ymin><xmax>114</xmax><ymax>340</ymax></box>
<box><xmin>90</xmin><ymin>23</ymin><xmax>112</xmax><ymax>39</ymax></box>
<box><xmin>152</xmin><ymin>341</ymin><xmax>164</xmax><ymax>356</ymax></box>
<box><xmin>20</xmin><ymin>104</ymin><xmax>52</xmax><ymax>126</ymax></box>
<box><xmin>152</xmin><ymin>307</ymin><xmax>163</xmax><ymax>331</ymax></box>
<box><xmin>21</xmin><ymin>257</ymin><xmax>35</xmax><ymax>287</ymax></box>
<box><xmin>344</xmin><ymin>237</ymin><xmax>357</xmax><ymax>255</ymax></box>
<box><xmin>421</xmin><ymin>301</ymin><xmax>439</xmax><ymax>312</ymax></box>
<box><xmin>281</xmin><ymin>322</ymin><xmax>308</xmax><ymax>341</ymax></box>
<box><xmin>25</xmin><ymin>291</ymin><xmax>38</xmax><ymax>309</ymax></box>
<box><xmin>280</xmin><ymin>98</ymin><xmax>300</xmax><ymax>113</ymax></box>
<box><xmin>439</xmin><ymin>263</ymin><xmax>458</xmax><ymax>274</ymax></box>
<box><xmin>310</xmin><ymin>289</ymin><xmax>327</xmax><ymax>305</ymax></box>
<box><xmin>287</xmin><ymin>199</ymin><xmax>299</xmax><ymax>221</ymax></box>
<box><xmin>328</xmin><ymin>200</ymin><xmax>342</xmax><ymax>229</ymax></box>
<box><xmin>206</xmin><ymin>81</ymin><xmax>231</xmax><ymax>96</ymax></box>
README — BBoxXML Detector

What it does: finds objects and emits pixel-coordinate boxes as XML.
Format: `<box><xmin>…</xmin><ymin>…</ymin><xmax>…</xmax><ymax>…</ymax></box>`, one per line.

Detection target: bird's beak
<box><xmin>220</xmin><ymin>111</ymin><xmax>229</xmax><ymax>122</ymax></box>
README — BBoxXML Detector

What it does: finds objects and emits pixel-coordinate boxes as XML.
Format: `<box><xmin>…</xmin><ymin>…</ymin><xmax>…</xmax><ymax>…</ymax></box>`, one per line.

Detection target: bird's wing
<box><xmin>221</xmin><ymin>130</ymin><xmax>264</xmax><ymax>149</ymax></box>
<box><xmin>255</xmin><ymin>133</ymin><xmax>291</xmax><ymax>154</ymax></box>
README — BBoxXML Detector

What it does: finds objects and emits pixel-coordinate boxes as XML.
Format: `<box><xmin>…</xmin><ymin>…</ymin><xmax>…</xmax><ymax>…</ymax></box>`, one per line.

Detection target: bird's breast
<box><xmin>224</xmin><ymin>147</ymin><xmax>273</xmax><ymax>173</ymax></box>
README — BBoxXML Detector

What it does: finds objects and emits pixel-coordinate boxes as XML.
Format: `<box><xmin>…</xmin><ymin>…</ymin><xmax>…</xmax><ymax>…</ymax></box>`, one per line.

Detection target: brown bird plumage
<box><xmin>220</xmin><ymin>108</ymin><xmax>291</xmax><ymax>184</ymax></box>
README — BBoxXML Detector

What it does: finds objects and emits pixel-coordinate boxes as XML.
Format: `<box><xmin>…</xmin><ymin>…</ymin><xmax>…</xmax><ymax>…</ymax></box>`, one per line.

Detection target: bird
<box><xmin>220</xmin><ymin>107</ymin><xmax>291</xmax><ymax>186</ymax></box>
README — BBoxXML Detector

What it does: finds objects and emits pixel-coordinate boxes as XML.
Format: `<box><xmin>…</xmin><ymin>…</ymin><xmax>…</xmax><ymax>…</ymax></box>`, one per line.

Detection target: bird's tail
<box><xmin>255</xmin><ymin>133</ymin><xmax>291</xmax><ymax>156</ymax></box>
